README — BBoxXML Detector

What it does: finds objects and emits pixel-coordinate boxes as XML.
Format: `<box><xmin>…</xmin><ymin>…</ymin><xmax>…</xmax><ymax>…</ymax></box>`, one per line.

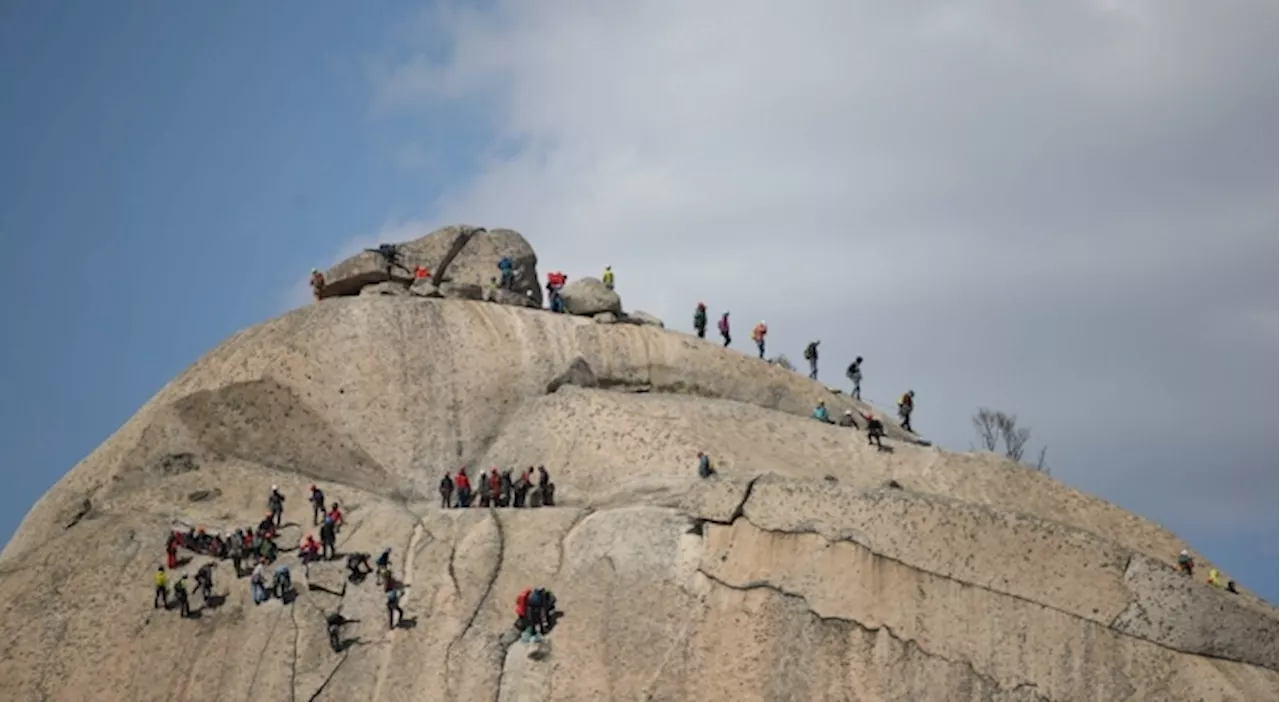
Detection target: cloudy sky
<box><xmin>1</xmin><ymin>1</ymin><xmax>1275</xmax><ymax>598</ymax></box>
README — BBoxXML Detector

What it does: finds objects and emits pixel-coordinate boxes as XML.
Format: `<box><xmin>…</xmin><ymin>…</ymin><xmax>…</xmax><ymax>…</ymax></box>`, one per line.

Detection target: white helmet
<box><xmin>271</xmin><ymin>484</ymin><xmax>278</xmax><ymax>491</ymax></box>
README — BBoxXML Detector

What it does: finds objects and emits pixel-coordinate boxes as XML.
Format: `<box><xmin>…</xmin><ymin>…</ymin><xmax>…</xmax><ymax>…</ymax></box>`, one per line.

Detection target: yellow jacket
<box><xmin>155</xmin><ymin>571</ymin><xmax>168</xmax><ymax>588</ymax></box>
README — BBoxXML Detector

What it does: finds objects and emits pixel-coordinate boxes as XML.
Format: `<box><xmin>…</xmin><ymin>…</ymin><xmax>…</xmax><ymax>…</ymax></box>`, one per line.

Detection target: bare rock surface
<box><xmin>0</xmin><ymin>294</ymin><xmax>1275</xmax><ymax>702</ymax></box>
<box><xmin>558</xmin><ymin>276</ymin><xmax>622</xmax><ymax>316</ymax></box>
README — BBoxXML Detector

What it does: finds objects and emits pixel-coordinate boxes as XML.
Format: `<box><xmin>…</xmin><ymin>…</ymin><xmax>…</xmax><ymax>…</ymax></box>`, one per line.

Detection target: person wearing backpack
<box><xmin>309</xmin><ymin>485</ymin><xmax>326</xmax><ymax>526</ymax></box>
<box><xmin>803</xmin><ymin>341</ymin><xmax>820</xmax><ymax>380</ymax></box>
<box><xmin>172</xmin><ymin>575</ymin><xmax>191</xmax><ymax>618</ymax></box>
<box><xmin>718</xmin><ymin>312</ymin><xmax>732</xmax><ymax>347</ymax></box>
<box><xmin>846</xmin><ymin>357</ymin><xmax>863</xmax><ymax>400</ymax></box>
<box><xmin>385</xmin><ymin>586</ymin><xmax>405</xmax><ymax>629</ymax></box>
<box><xmin>693</xmin><ymin>303</ymin><xmax>708</xmax><ymax>339</ymax></box>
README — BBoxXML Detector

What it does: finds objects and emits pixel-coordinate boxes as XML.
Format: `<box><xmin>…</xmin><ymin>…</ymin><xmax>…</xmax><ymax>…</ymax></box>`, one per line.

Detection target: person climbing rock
<box><xmin>1207</xmin><ymin>568</ymin><xmax>1226</xmax><ymax>589</ymax></box>
<box><xmin>697</xmin><ymin>451</ymin><xmax>715</xmax><ymax>479</ymax></box>
<box><xmin>414</xmin><ymin>264</ymin><xmax>429</xmax><ymax>280</ymax></box>
<box><xmin>375</xmin><ymin>548</ymin><xmax>393</xmax><ymax>585</ymax></box>
<box><xmin>693</xmin><ymin>303</ymin><xmax>708</xmax><ymax>339</ymax></box>
<box><xmin>309</xmin><ymin>485</ymin><xmax>326</xmax><ymax>526</ymax></box>
<box><xmin>267</xmin><ymin>485</ymin><xmax>286</xmax><ymax>527</ymax></box>
<box><xmin>347</xmin><ymin>552</ymin><xmax>373</xmax><ymax>580</ymax></box>
<box><xmin>172</xmin><ymin>575</ymin><xmax>191</xmax><ymax>618</ymax></box>
<box><xmin>326</xmin><ymin>612</ymin><xmax>354</xmax><ymax>652</ymax></box>
<box><xmin>386</xmin><ymin>586</ymin><xmax>405</xmax><ymax>629</ymax></box>
<box><xmin>846</xmin><ymin>357</ymin><xmax>863</xmax><ymax>400</ymax></box>
<box><xmin>513</xmin><ymin>469</ymin><xmax>531</xmax><ymax>508</ymax></box>
<box><xmin>602</xmin><ymin>265</ymin><xmax>615</xmax><ymax>290</ymax></box>
<box><xmin>804</xmin><ymin>341</ymin><xmax>820</xmax><ymax>380</ymax></box>
<box><xmin>537</xmin><ymin>466</ymin><xmax>554</xmax><ymax>506</ymax></box>
<box><xmin>319</xmin><ymin>518</ymin><xmax>337</xmax><ymax>561</ymax></box>
<box><xmin>515</xmin><ymin>587</ymin><xmax>534</xmax><ymax>640</ymax></box>
<box><xmin>327</xmin><ymin>502</ymin><xmax>344</xmax><ymax>531</ymax></box>
<box><xmin>528</xmin><ymin>586</ymin><xmax>556</xmax><ymax>637</ymax></box>
<box><xmin>454</xmin><ymin>467</ymin><xmax>472</xmax><ymax>508</ymax></box>
<box><xmin>195</xmin><ymin>562</ymin><xmax>216</xmax><ymax>602</ymax></box>
<box><xmin>272</xmin><ymin>565</ymin><xmax>293</xmax><ymax>599</ymax></box>
<box><xmin>154</xmin><ymin>566</ymin><xmax>169</xmax><ymax>609</ymax></box>
<box><xmin>366</xmin><ymin>243</ymin><xmax>410</xmax><ymax>278</ymax></box>
<box><xmin>498</xmin><ymin>256</ymin><xmax>514</xmax><ymax>290</ymax></box>
<box><xmin>250</xmin><ymin>559</ymin><xmax>268</xmax><ymax>605</ymax></box>
<box><xmin>812</xmin><ymin>401</ymin><xmax>832</xmax><ymax>424</ymax></box>
<box><xmin>838</xmin><ymin>409</ymin><xmax>856</xmax><ymax>427</ymax></box>
<box><xmin>898</xmin><ymin>390</ymin><xmax>915</xmax><ymax>433</ymax></box>
<box><xmin>439</xmin><ymin>472</ymin><xmax>454</xmax><ymax>509</ymax></box>
<box><xmin>751</xmin><ymin>321</ymin><xmax>768</xmax><ymax>359</ymax></box>
<box><xmin>310</xmin><ymin>269</ymin><xmax>326</xmax><ymax>302</ymax></box>
<box><xmin>1177</xmin><ymin>549</ymin><xmax>1195</xmax><ymax>576</ymax></box>
<box><xmin>864</xmin><ymin>413</ymin><xmax>885</xmax><ymax>448</ymax></box>
<box><xmin>718</xmin><ymin>312</ymin><xmax>731</xmax><ymax>347</ymax></box>
<box><xmin>498</xmin><ymin>469</ymin><xmax>513</xmax><ymax>507</ymax></box>
<box><xmin>165</xmin><ymin>531</ymin><xmax>179</xmax><ymax>570</ymax></box>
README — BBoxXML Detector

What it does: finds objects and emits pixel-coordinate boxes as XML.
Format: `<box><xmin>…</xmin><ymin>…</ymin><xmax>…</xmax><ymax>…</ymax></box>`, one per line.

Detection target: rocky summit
<box><xmin>0</xmin><ymin>226</ymin><xmax>1274</xmax><ymax>702</ymax></box>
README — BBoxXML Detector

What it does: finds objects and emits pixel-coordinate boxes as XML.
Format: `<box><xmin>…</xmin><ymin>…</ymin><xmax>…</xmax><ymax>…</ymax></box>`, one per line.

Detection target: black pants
<box><xmin>756</xmin><ymin>341</ymin><xmax>765</xmax><ymax>359</ymax></box>
<box><xmin>901</xmin><ymin>414</ymin><xmax>912</xmax><ymax>432</ymax></box>
<box><xmin>154</xmin><ymin>586</ymin><xmax>167</xmax><ymax>609</ymax></box>
<box><xmin>177</xmin><ymin>595</ymin><xmax>189</xmax><ymax>617</ymax></box>
<box><xmin>322</xmin><ymin>540</ymin><xmax>336</xmax><ymax>560</ymax></box>
<box><xmin>721</xmin><ymin>333</ymin><xmax>731</xmax><ymax>347</ymax></box>
<box><xmin>440</xmin><ymin>490</ymin><xmax>452</xmax><ymax>508</ymax></box>
<box><xmin>387</xmin><ymin>602</ymin><xmax>402</xmax><ymax>629</ymax></box>
<box><xmin>313</xmin><ymin>504</ymin><xmax>325</xmax><ymax>525</ymax></box>
<box><xmin>272</xmin><ymin>507</ymin><xmax>283</xmax><ymax>527</ymax></box>
<box><xmin>696</xmin><ymin>326</ymin><xmax>705</xmax><ymax>339</ymax></box>
<box><xmin>808</xmin><ymin>359</ymin><xmax>818</xmax><ymax>380</ymax></box>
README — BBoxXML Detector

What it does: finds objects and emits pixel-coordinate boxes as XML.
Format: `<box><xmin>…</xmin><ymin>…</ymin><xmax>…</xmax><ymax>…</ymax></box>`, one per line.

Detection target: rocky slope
<box><xmin>0</xmin><ymin>228</ymin><xmax>1275</xmax><ymax>702</ymax></box>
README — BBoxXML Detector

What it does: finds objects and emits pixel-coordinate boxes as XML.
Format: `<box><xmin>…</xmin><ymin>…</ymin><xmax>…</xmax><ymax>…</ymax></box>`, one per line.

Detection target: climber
<box><xmin>718</xmin><ymin>312</ymin><xmax>732</xmax><ymax>347</ymax></box>
<box><xmin>257</xmin><ymin>512</ymin><xmax>276</xmax><ymax>541</ymax></box>
<box><xmin>812</xmin><ymin>401</ymin><xmax>832</xmax><ymax>424</ymax></box>
<box><xmin>386</xmin><ymin>585</ymin><xmax>405</xmax><ymax>629</ymax></box>
<box><xmin>693</xmin><ymin>303</ymin><xmax>708</xmax><ymax>339</ymax></box>
<box><xmin>838</xmin><ymin>409</ymin><xmax>857</xmax><ymax>427</ymax></box>
<box><xmin>326</xmin><ymin>612</ymin><xmax>355</xmax><ymax>652</ymax></box>
<box><xmin>454</xmin><ymin>467</ymin><xmax>472</xmax><ymax>508</ymax></box>
<box><xmin>375</xmin><ymin>548</ymin><xmax>393</xmax><ymax>584</ymax></box>
<box><xmin>327</xmin><ymin>502</ymin><xmax>344</xmax><ymax>531</ymax></box>
<box><xmin>165</xmin><ymin>531</ymin><xmax>179</xmax><ymax>570</ymax></box>
<box><xmin>309</xmin><ymin>484</ymin><xmax>326</xmax><ymax>526</ymax></box>
<box><xmin>154</xmin><ymin>566</ymin><xmax>169</xmax><ymax>609</ymax></box>
<box><xmin>697</xmin><ymin>451</ymin><xmax>715</xmax><ymax>479</ymax></box>
<box><xmin>347</xmin><ymin>552</ymin><xmax>373</xmax><ymax>581</ymax></box>
<box><xmin>259</xmin><ymin>534</ymin><xmax>279</xmax><ymax>563</ymax></box>
<box><xmin>846</xmin><ymin>357</ymin><xmax>863</xmax><ymax>400</ymax></box>
<box><xmin>250</xmin><ymin>559</ymin><xmax>268</xmax><ymax>604</ymax></box>
<box><xmin>602</xmin><ymin>265</ymin><xmax>615</xmax><ymax>290</ymax></box>
<box><xmin>537</xmin><ymin>465</ymin><xmax>554</xmax><ymax>506</ymax></box>
<box><xmin>1227</xmin><ymin>580</ymin><xmax>1239</xmax><ymax>594</ymax></box>
<box><xmin>514</xmin><ymin>587</ymin><xmax>536</xmax><ymax>641</ymax></box>
<box><xmin>498</xmin><ymin>256</ymin><xmax>514</xmax><ymax>289</ymax></box>
<box><xmin>319</xmin><ymin>517</ymin><xmax>337</xmax><ymax>561</ymax></box>
<box><xmin>228</xmin><ymin>532</ymin><xmax>245</xmax><ymax>576</ymax></box>
<box><xmin>173</xmin><ymin>575</ymin><xmax>191</xmax><ymax>618</ymax></box>
<box><xmin>300</xmin><ymin>534</ymin><xmax>321</xmax><ymax>576</ymax></box>
<box><xmin>864</xmin><ymin>413</ymin><xmax>885</xmax><ymax>448</ymax></box>
<box><xmin>439</xmin><ymin>472</ymin><xmax>454</xmax><ymax>508</ymax></box>
<box><xmin>272</xmin><ymin>564</ymin><xmax>293</xmax><ymax>599</ymax></box>
<box><xmin>513</xmin><ymin>469</ymin><xmax>531</xmax><ymax>508</ymax></box>
<box><xmin>528</xmin><ymin>586</ymin><xmax>557</xmax><ymax>636</ymax></box>
<box><xmin>898</xmin><ymin>391</ymin><xmax>915</xmax><ymax>433</ymax></box>
<box><xmin>414</xmin><ymin>264</ymin><xmax>429</xmax><ymax>280</ymax></box>
<box><xmin>194</xmin><ymin>562</ymin><xmax>216</xmax><ymax>602</ymax></box>
<box><xmin>751</xmin><ymin>321</ymin><xmax>768</xmax><ymax>359</ymax></box>
<box><xmin>365</xmin><ymin>243</ymin><xmax>410</xmax><ymax>278</ymax></box>
<box><xmin>1207</xmin><ymin>568</ymin><xmax>1226</xmax><ymax>589</ymax></box>
<box><xmin>477</xmin><ymin>470</ymin><xmax>494</xmax><ymax>508</ymax></box>
<box><xmin>310</xmin><ymin>269</ymin><xmax>326</xmax><ymax>302</ymax></box>
<box><xmin>803</xmin><ymin>341</ymin><xmax>820</xmax><ymax>380</ymax></box>
<box><xmin>1177</xmin><ymin>550</ymin><xmax>1195</xmax><ymax>576</ymax></box>
<box><xmin>268</xmin><ymin>485</ymin><xmax>286</xmax><ymax>527</ymax></box>
<box><xmin>497</xmin><ymin>469</ymin><xmax>513</xmax><ymax>507</ymax></box>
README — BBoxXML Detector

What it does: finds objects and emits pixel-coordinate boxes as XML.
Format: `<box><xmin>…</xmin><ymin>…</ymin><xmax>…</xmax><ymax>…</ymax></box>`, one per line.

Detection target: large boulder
<box><xmin>486</xmin><ymin>287</ymin><xmax>539</xmax><ymax>309</ymax></box>
<box><xmin>559</xmin><ymin>276</ymin><xmax>622</xmax><ymax>316</ymax></box>
<box><xmin>626</xmin><ymin>310</ymin><xmax>664</xmax><ymax>328</ymax></box>
<box><xmin>0</xmin><ymin>296</ymin><xmax>1274</xmax><ymax>702</ymax></box>
<box><xmin>321</xmin><ymin>225</ymin><xmax>542</xmax><ymax>304</ymax></box>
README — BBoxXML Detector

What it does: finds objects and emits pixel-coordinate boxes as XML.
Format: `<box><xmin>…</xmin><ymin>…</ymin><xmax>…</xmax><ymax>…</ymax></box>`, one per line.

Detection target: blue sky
<box><xmin>0</xmin><ymin>0</ymin><xmax>1275</xmax><ymax>604</ymax></box>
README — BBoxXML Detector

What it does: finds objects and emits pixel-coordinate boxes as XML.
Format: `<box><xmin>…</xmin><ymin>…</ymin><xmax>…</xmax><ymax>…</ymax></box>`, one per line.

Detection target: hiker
<box><xmin>477</xmin><ymin>471</ymin><xmax>493</xmax><ymax>508</ymax></box>
<box><xmin>1207</xmin><ymin>568</ymin><xmax>1226</xmax><ymax>589</ymax></box>
<box><xmin>898</xmin><ymin>391</ymin><xmax>915</xmax><ymax>433</ymax></box>
<box><xmin>366</xmin><ymin>243</ymin><xmax>409</xmax><ymax>278</ymax></box>
<box><xmin>528</xmin><ymin>586</ymin><xmax>557</xmax><ymax>636</ymax></box>
<box><xmin>250</xmin><ymin>560</ymin><xmax>268</xmax><ymax>604</ymax></box>
<box><xmin>812</xmin><ymin>402</ymin><xmax>832</xmax><ymax>424</ymax></box>
<box><xmin>693</xmin><ymin>303</ymin><xmax>708</xmax><ymax>339</ymax></box>
<box><xmin>1177</xmin><ymin>550</ymin><xmax>1195</xmax><ymax>576</ymax></box>
<box><xmin>751</xmin><ymin>321</ymin><xmax>768</xmax><ymax>359</ymax></box>
<box><xmin>385</xmin><ymin>586</ymin><xmax>405</xmax><ymax>629</ymax></box>
<box><xmin>846</xmin><ymin>357</ymin><xmax>863</xmax><ymax>400</ymax></box>
<box><xmin>347</xmin><ymin>552</ymin><xmax>373</xmax><ymax>580</ymax></box>
<box><xmin>300</xmin><ymin>534</ymin><xmax>321</xmax><ymax>576</ymax></box>
<box><xmin>375</xmin><ymin>548</ymin><xmax>393</xmax><ymax>585</ymax></box>
<box><xmin>173</xmin><ymin>575</ymin><xmax>191</xmax><ymax>618</ymax></box>
<box><xmin>272</xmin><ymin>565</ymin><xmax>293</xmax><ymax>599</ymax></box>
<box><xmin>310</xmin><ymin>269</ymin><xmax>325</xmax><ymax>302</ymax></box>
<box><xmin>513</xmin><ymin>469</ymin><xmax>531</xmax><ymax>508</ymax></box>
<box><xmin>498</xmin><ymin>256</ymin><xmax>514</xmax><ymax>289</ymax></box>
<box><xmin>326</xmin><ymin>612</ymin><xmax>354</xmax><ymax>652</ymax></box>
<box><xmin>414</xmin><ymin>264</ymin><xmax>429</xmax><ymax>280</ymax></box>
<box><xmin>804</xmin><ymin>341</ymin><xmax>820</xmax><ymax>380</ymax></box>
<box><xmin>537</xmin><ymin>466</ymin><xmax>554</xmax><ymax>506</ymax></box>
<box><xmin>697</xmin><ymin>451</ymin><xmax>715</xmax><ymax>479</ymax></box>
<box><xmin>497</xmin><ymin>469</ymin><xmax>513</xmax><ymax>507</ymax></box>
<box><xmin>1227</xmin><ymin>580</ymin><xmax>1239</xmax><ymax>594</ymax></box>
<box><xmin>268</xmin><ymin>485</ymin><xmax>286</xmax><ymax>527</ymax></box>
<box><xmin>602</xmin><ymin>265</ymin><xmax>615</xmax><ymax>290</ymax></box>
<box><xmin>257</xmin><ymin>513</ymin><xmax>276</xmax><ymax>541</ymax></box>
<box><xmin>228</xmin><ymin>532</ymin><xmax>245</xmax><ymax>576</ymax></box>
<box><xmin>454</xmin><ymin>467</ymin><xmax>472</xmax><ymax>508</ymax></box>
<box><xmin>165</xmin><ymin>532</ymin><xmax>179</xmax><ymax>569</ymax></box>
<box><xmin>439</xmin><ymin>472</ymin><xmax>454</xmax><ymax>508</ymax></box>
<box><xmin>718</xmin><ymin>312</ymin><xmax>731</xmax><ymax>347</ymax></box>
<box><xmin>327</xmin><ymin>502</ymin><xmax>344</xmax><ymax>531</ymax></box>
<box><xmin>838</xmin><ymin>409</ymin><xmax>857</xmax><ymax>427</ymax></box>
<box><xmin>514</xmin><ymin>587</ymin><xmax>539</xmax><ymax>642</ymax></box>
<box><xmin>195</xmin><ymin>562</ymin><xmax>216</xmax><ymax>602</ymax></box>
<box><xmin>154</xmin><ymin>566</ymin><xmax>169</xmax><ymax>609</ymax></box>
<box><xmin>309</xmin><ymin>485</ymin><xmax>326</xmax><ymax>525</ymax></box>
<box><xmin>259</xmin><ymin>535</ymin><xmax>278</xmax><ymax>563</ymax></box>
<box><xmin>319</xmin><ymin>518</ymin><xmax>337</xmax><ymax>560</ymax></box>
<box><xmin>864</xmin><ymin>413</ymin><xmax>885</xmax><ymax>448</ymax></box>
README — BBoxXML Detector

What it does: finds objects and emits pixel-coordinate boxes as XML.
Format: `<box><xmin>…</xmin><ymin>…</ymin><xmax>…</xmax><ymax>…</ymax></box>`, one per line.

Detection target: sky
<box><xmin>0</xmin><ymin>1</ymin><xmax>1275</xmax><ymax>600</ymax></box>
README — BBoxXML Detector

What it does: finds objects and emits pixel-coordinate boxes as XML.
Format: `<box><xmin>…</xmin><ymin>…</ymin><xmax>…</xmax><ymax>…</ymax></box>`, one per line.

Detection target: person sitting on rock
<box><xmin>347</xmin><ymin>552</ymin><xmax>373</xmax><ymax>581</ymax></box>
<box><xmin>1207</xmin><ymin>568</ymin><xmax>1225</xmax><ymax>589</ymax></box>
<box><xmin>846</xmin><ymin>357</ymin><xmax>863</xmax><ymax>400</ymax></box>
<box><xmin>697</xmin><ymin>451</ymin><xmax>715</xmax><ymax>479</ymax></box>
<box><xmin>172</xmin><ymin>575</ymin><xmax>191</xmax><ymax>618</ymax></box>
<box><xmin>454</xmin><ymin>468</ymin><xmax>472</xmax><ymax>508</ymax></box>
<box><xmin>310</xmin><ymin>269</ymin><xmax>325</xmax><ymax>302</ymax></box>
<box><xmin>864</xmin><ymin>413</ymin><xmax>885</xmax><ymax>448</ymax></box>
<box><xmin>268</xmin><ymin>484</ymin><xmax>286</xmax><ymax>527</ymax></box>
<box><xmin>804</xmin><ymin>341</ymin><xmax>820</xmax><ymax>380</ymax></box>
<box><xmin>439</xmin><ymin>472</ymin><xmax>454</xmax><ymax>509</ymax></box>
<box><xmin>154</xmin><ymin>566</ymin><xmax>169</xmax><ymax>609</ymax></box>
<box><xmin>309</xmin><ymin>484</ymin><xmax>326</xmax><ymax>526</ymax></box>
<box><xmin>751</xmin><ymin>321</ymin><xmax>768</xmax><ymax>359</ymax></box>
<box><xmin>537</xmin><ymin>465</ymin><xmax>554</xmax><ymax>506</ymax></box>
<box><xmin>498</xmin><ymin>256</ymin><xmax>515</xmax><ymax>289</ymax></box>
<box><xmin>693</xmin><ymin>303</ymin><xmax>708</xmax><ymax>339</ymax></box>
<box><xmin>838</xmin><ymin>409</ymin><xmax>857</xmax><ymax>427</ymax></box>
<box><xmin>812</xmin><ymin>402</ymin><xmax>832</xmax><ymax>424</ymax></box>
<box><xmin>898</xmin><ymin>390</ymin><xmax>915</xmax><ymax>432</ymax></box>
<box><xmin>602</xmin><ymin>265</ymin><xmax>615</xmax><ymax>290</ymax></box>
<box><xmin>1177</xmin><ymin>549</ymin><xmax>1195</xmax><ymax>576</ymax></box>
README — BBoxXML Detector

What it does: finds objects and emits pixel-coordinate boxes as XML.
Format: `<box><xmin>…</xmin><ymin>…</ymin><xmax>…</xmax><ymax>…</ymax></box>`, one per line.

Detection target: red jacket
<box><xmin>488</xmin><ymin>471</ymin><xmax>501</xmax><ymax>493</ymax></box>
<box><xmin>515</xmin><ymin>588</ymin><xmax>531</xmax><ymax>617</ymax></box>
<box><xmin>455</xmin><ymin>472</ymin><xmax>471</xmax><ymax>491</ymax></box>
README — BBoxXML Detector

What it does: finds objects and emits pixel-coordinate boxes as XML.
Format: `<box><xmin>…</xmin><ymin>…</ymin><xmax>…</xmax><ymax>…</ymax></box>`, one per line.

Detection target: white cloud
<box><xmin>365</xmin><ymin>0</ymin><xmax>1278</xmax><ymax>535</ymax></box>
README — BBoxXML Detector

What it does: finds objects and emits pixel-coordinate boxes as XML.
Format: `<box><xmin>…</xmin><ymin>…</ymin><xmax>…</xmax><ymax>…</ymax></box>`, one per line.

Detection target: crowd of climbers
<box><xmin>307</xmin><ymin>246</ymin><xmax>1240</xmax><ymax>604</ymax></box>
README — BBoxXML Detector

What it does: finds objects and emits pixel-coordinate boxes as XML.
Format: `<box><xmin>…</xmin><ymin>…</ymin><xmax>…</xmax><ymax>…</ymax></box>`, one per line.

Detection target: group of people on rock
<box><xmin>440</xmin><ymin>465</ymin><xmax>556</xmax><ymax>509</ymax></box>
<box><xmin>1177</xmin><ymin>549</ymin><xmax>1240</xmax><ymax>594</ymax></box>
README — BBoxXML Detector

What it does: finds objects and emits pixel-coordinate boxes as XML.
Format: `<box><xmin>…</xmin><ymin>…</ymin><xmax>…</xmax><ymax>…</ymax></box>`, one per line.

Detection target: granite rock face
<box><xmin>0</xmin><ymin>288</ymin><xmax>1274</xmax><ymax>701</ymax></box>
<box><xmin>558</xmin><ymin>276</ymin><xmax>622</xmax><ymax>316</ymax></box>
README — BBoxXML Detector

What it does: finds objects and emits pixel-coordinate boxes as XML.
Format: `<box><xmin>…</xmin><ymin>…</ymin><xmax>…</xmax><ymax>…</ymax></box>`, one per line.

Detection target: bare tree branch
<box><xmin>971</xmin><ymin>407</ymin><xmax>1048</xmax><ymax>472</ymax></box>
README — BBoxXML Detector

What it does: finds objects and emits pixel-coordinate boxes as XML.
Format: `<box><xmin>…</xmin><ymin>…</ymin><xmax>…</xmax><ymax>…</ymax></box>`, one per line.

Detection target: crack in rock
<box><xmin>697</xmin><ymin>568</ymin><xmax>1049</xmax><ymax>702</ymax></box>
<box><xmin>444</xmin><ymin>510</ymin><xmax>506</xmax><ymax>699</ymax></box>
<box><xmin>289</xmin><ymin>601</ymin><xmax>300</xmax><ymax>702</ymax></box>
<box><xmin>554</xmin><ymin>508</ymin><xmax>594</xmax><ymax>575</ymax></box>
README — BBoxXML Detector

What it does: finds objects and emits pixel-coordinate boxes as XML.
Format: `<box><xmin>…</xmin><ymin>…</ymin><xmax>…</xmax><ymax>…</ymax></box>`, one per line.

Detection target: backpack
<box><xmin>803</xmin><ymin>344</ymin><xmax>816</xmax><ymax>360</ymax></box>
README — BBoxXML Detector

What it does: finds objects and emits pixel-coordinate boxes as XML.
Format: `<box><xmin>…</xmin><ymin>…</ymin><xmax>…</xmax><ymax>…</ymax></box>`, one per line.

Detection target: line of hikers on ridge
<box><xmin>441</xmin><ymin>465</ymin><xmax>555</xmax><ymax>509</ymax></box>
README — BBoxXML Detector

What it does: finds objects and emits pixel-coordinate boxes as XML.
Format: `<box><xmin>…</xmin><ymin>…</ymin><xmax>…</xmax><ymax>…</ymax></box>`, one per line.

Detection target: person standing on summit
<box><xmin>497</xmin><ymin>256</ymin><xmax>514</xmax><ymax>289</ymax></box>
<box><xmin>803</xmin><ymin>341</ymin><xmax>820</xmax><ymax>380</ymax></box>
<box><xmin>602</xmin><ymin>265</ymin><xmax>615</xmax><ymax>290</ymax></box>
<box><xmin>718</xmin><ymin>312</ymin><xmax>732</xmax><ymax>347</ymax></box>
<box><xmin>846</xmin><ymin>357</ymin><xmax>863</xmax><ymax>400</ymax></box>
<box><xmin>898</xmin><ymin>390</ymin><xmax>915</xmax><ymax>432</ymax></box>
<box><xmin>268</xmin><ymin>485</ymin><xmax>285</xmax><ymax>527</ymax></box>
<box><xmin>310</xmin><ymin>269</ymin><xmax>325</xmax><ymax>302</ymax></box>
<box><xmin>693</xmin><ymin>303</ymin><xmax>708</xmax><ymax>339</ymax></box>
<box><xmin>309</xmin><ymin>484</ymin><xmax>326</xmax><ymax>526</ymax></box>
<box><xmin>751</xmin><ymin>321</ymin><xmax>768</xmax><ymax>358</ymax></box>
